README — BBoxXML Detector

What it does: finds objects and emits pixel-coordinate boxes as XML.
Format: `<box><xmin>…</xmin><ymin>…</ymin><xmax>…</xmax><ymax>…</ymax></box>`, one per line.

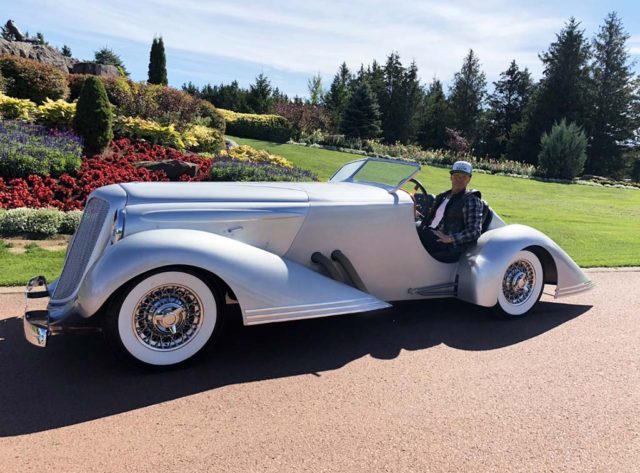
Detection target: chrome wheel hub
<box><xmin>502</xmin><ymin>260</ymin><xmax>535</xmax><ymax>305</ymax></box>
<box><xmin>133</xmin><ymin>285</ymin><xmax>203</xmax><ymax>351</ymax></box>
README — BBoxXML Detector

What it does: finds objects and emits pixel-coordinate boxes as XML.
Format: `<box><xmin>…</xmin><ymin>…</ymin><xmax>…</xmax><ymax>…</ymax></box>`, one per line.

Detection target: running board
<box><xmin>408</xmin><ymin>279</ymin><xmax>458</xmax><ymax>297</ymax></box>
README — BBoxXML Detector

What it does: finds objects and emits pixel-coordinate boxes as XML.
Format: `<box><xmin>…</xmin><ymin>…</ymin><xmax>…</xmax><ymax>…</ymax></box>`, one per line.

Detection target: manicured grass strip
<box><xmin>230</xmin><ymin>136</ymin><xmax>640</xmax><ymax>267</ymax></box>
<box><xmin>0</xmin><ymin>241</ymin><xmax>64</xmax><ymax>286</ymax></box>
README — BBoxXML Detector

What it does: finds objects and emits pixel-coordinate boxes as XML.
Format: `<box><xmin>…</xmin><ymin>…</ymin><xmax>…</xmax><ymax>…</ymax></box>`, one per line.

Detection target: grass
<box><xmin>231</xmin><ymin>136</ymin><xmax>640</xmax><ymax>267</ymax></box>
<box><xmin>0</xmin><ymin>137</ymin><xmax>637</xmax><ymax>286</ymax></box>
<box><xmin>0</xmin><ymin>241</ymin><xmax>66</xmax><ymax>286</ymax></box>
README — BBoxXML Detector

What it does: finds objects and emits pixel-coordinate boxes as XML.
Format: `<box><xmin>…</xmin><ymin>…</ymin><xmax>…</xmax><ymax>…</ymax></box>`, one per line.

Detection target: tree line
<box><xmin>184</xmin><ymin>13</ymin><xmax>639</xmax><ymax>179</ymax></box>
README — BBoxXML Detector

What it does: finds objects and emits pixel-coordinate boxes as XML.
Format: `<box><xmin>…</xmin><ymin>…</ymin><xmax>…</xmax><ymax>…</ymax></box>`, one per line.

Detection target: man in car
<box><xmin>419</xmin><ymin>160</ymin><xmax>484</xmax><ymax>263</ymax></box>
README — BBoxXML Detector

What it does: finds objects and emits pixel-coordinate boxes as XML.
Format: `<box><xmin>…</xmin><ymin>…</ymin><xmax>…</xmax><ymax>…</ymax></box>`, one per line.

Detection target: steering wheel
<box><xmin>408</xmin><ymin>177</ymin><xmax>431</xmax><ymax>223</ymax></box>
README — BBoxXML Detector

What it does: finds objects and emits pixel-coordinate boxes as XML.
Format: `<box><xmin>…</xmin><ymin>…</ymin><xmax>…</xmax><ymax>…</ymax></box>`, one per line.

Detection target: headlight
<box><xmin>111</xmin><ymin>208</ymin><xmax>126</xmax><ymax>244</ymax></box>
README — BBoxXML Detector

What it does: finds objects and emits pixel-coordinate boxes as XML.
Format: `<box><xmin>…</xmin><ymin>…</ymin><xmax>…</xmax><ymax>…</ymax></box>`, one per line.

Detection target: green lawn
<box><xmin>0</xmin><ymin>241</ymin><xmax>66</xmax><ymax>286</ymax></box>
<box><xmin>232</xmin><ymin>136</ymin><xmax>640</xmax><ymax>267</ymax></box>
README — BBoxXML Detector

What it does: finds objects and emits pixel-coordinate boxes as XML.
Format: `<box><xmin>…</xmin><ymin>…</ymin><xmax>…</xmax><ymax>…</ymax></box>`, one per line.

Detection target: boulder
<box><xmin>134</xmin><ymin>160</ymin><xmax>199</xmax><ymax>180</ymax></box>
<box><xmin>0</xmin><ymin>38</ymin><xmax>77</xmax><ymax>72</ymax></box>
<box><xmin>71</xmin><ymin>62</ymin><xmax>121</xmax><ymax>77</ymax></box>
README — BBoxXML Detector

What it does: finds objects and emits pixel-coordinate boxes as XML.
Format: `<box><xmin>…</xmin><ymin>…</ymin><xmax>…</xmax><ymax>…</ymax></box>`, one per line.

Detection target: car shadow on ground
<box><xmin>0</xmin><ymin>298</ymin><xmax>590</xmax><ymax>436</ymax></box>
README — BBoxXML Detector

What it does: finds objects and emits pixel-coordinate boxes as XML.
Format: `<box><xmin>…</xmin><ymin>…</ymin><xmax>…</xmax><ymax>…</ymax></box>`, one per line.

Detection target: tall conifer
<box><xmin>148</xmin><ymin>37</ymin><xmax>168</xmax><ymax>85</ymax></box>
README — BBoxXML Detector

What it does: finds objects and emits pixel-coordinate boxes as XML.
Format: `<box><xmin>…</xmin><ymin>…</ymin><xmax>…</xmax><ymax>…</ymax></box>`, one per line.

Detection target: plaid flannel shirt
<box><xmin>433</xmin><ymin>192</ymin><xmax>484</xmax><ymax>248</ymax></box>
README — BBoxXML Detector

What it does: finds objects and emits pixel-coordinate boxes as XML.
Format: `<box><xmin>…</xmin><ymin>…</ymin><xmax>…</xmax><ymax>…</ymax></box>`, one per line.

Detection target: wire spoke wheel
<box><xmin>495</xmin><ymin>250</ymin><xmax>544</xmax><ymax>317</ymax></box>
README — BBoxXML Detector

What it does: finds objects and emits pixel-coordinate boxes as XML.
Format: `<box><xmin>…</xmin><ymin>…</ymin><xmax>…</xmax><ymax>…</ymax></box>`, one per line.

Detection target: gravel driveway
<box><xmin>0</xmin><ymin>268</ymin><xmax>638</xmax><ymax>472</ymax></box>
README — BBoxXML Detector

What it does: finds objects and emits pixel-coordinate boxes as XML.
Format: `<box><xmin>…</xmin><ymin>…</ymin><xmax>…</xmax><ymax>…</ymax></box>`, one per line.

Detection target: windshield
<box><xmin>330</xmin><ymin>158</ymin><xmax>420</xmax><ymax>191</ymax></box>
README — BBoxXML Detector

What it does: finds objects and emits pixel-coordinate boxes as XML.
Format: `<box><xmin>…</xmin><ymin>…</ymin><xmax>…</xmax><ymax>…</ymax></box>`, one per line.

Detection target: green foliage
<box><xmin>94</xmin><ymin>47</ymin><xmax>129</xmax><ymax>77</ymax></box>
<box><xmin>35</xmin><ymin>99</ymin><xmax>76</xmax><ymax>128</ymax></box>
<box><xmin>416</xmin><ymin>79</ymin><xmax>452</xmax><ymax>149</ymax></box>
<box><xmin>73</xmin><ymin>76</ymin><xmax>113</xmax><ymax>155</ymax></box>
<box><xmin>631</xmin><ymin>158</ymin><xmax>640</xmax><ymax>182</ymax></box>
<box><xmin>113</xmin><ymin>116</ymin><xmax>184</xmax><ymax>148</ymax></box>
<box><xmin>60</xmin><ymin>210</ymin><xmax>83</xmax><ymax>234</ymax></box>
<box><xmin>68</xmin><ymin>75</ymin><xmax>133</xmax><ymax>109</ymax></box>
<box><xmin>148</xmin><ymin>37</ymin><xmax>168</xmax><ymax>85</ymax></box>
<box><xmin>0</xmin><ymin>93</ymin><xmax>37</xmax><ymax>120</ymax></box>
<box><xmin>340</xmin><ymin>81</ymin><xmax>381</xmax><ymax>139</ymax></box>
<box><xmin>538</xmin><ymin>119</ymin><xmax>587</xmax><ymax>179</ymax></box>
<box><xmin>0</xmin><ymin>55</ymin><xmax>69</xmax><ymax>104</ymax></box>
<box><xmin>209</xmin><ymin>161</ymin><xmax>316</xmax><ymax>182</ymax></box>
<box><xmin>61</xmin><ymin>45</ymin><xmax>72</xmax><ymax>57</ymax></box>
<box><xmin>196</xmin><ymin>101</ymin><xmax>226</xmax><ymax>133</ymax></box>
<box><xmin>323</xmin><ymin>62</ymin><xmax>353</xmax><ymax>131</ymax></box>
<box><xmin>222</xmin><ymin>145</ymin><xmax>294</xmax><ymax>167</ymax></box>
<box><xmin>448</xmin><ymin>49</ymin><xmax>487</xmax><ymax>146</ymax></box>
<box><xmin>247</xmin><ymin>73</ymin><xmax>273</xmax><ymax>114</ymax></box>
<box><xmin>182</xmin><ymin>125</ymin><xmax>224</xmax><ymax>153</ymax></box>
<box><xmin>220</xmin><ymin>108</ymin><xmax>292</xmax><ymax>142</ymax></box>
<box><xmin>307</xmin><ymin>73</ymin><xmax>323</xmax><ymax>105</ymax></box>
<box><xmin>0</xmin><ymin>208</ymin><xmax>63</xmax><ymax>237</ymax></box>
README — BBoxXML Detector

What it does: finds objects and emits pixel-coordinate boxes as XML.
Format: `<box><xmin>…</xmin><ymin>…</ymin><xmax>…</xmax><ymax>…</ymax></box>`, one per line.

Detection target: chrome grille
<box><xmin>53</xmin><ymin>198</ymin><xmax>110</xmax><ymax>300</ymax></box>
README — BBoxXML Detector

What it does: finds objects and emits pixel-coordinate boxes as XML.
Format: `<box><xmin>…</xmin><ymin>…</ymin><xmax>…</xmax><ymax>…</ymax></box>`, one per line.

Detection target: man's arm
<box><xmin>451</xmin><ymin>195</ymin><xmax>483</xmax><ymax>247</ymax></box>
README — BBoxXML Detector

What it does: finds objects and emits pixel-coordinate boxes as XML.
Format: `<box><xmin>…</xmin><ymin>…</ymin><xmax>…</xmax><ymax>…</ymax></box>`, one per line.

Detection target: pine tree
<box><xmin>247</xmin><ymin>73</ymin><xmax>273</xmax><ymax>113</ymax></box>
<box><xmin>486</xmin><ymin>60</ymin><xmax>534</xmax><ymax>158</ymax></box>
<box><xmin>588</xmin><ymin>12</ymin><xmax>636</xmax><ymax>176</ymax></box>
<box><xmin>61</xmin><ymin>45</ymin><xmax>72</xmax><ymax>57</ymax></box>
<box><xmin>323</xmin><ymin>62</ymin><xmax>353</xmax><ymax>131</ymax></box>
<box><xmin>307</xmin><ymin>73</ymin><xmax>323</xmax><ymax>105</ymax></box>
<box><xmin>448</xmin><ymin>49</ymin><xmax>487</xmax><ymax>146</ymax></box>
<box><xmin>73</xmin><ymin>76</ymin><xmax>113</xmax><ymax>155</ymax></box>
<box><xmin>94</xmin><ymin>47</ymin><xmax>129</xmax><ymax>77</ymax></box>
<box><xmin>340</xmin><ymin>81</ymin><xmax>381</xmax><ymax>139</ymax></box>
<box><xmin>416</xmin><ymin>79</ymin><xmax>452</xmax><ymax>149</ymax></box>
<box><xmin>515</xmin><ymin>18</ymin><xmax>592</xmax><ymax>163</ymax></box>
<box><xmin>148</xmin><ymin>37</ymin><xmax>168</xmax><ymax>85</ymax></box>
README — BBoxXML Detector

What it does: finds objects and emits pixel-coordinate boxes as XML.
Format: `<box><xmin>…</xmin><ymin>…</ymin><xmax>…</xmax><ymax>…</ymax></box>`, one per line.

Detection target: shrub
<box><xmin>0</xmin><ymin>207</ymin><xmax>63</xmax><ymax>237</ymax></box>
<box><xmin>221</xmin><ymin>145</ymin><xmax>293</xmax><ymax>168</ymax></box>
<box><xmin>0</xmin><ymin>55</ymin><xmax>68</xmax><ymax>103</ymax></box>
<box><xmin>182</xmin><ymin>125</ymin><xmax>224</xmax><ymax>153</ymax></box>
<box><xmin>74</xmin><ymin>76</ymin><xmax>113</xmax><ymax>155</ymax></box>
<box><xmin>631</xmin><ymin>157</ymin><xmax>640</xmax><ymax>183</ymax></box>
<box><xmin>197</xmin><ymin>100</ymin><xmax>225</xmax><ymax>133</ymax></box>
<box><xmin>0</xmin><ymin>93</ymin><xmax>37</xmax><ymax>120</ymax></box>
<box><xmin>35</xmin><ymin>99</ymin><xmax>76</xmax><ymax>128</ymax></box>
<box><xmin>113</xmin><ymin>116</ymin><xmax>184</xmax><ymax>148</ymax></box>
<box><xmin>538</xmin><ymin>119</ymin><xmax>587</xmax><ymax>180</ymax></box>
<box><xmin>0</xmin><ymin>121</ymin><xmax>83</xmax><ymax>178</ymax></box>
<box><xmin>220</xmin><ymin>109</ymin><xmax>291</xmax><ymax>142</ymax></box>
<box><xmin>210</xmin><ymin>160</ymin><xmax>317</xmax><ymax>182</ymax></box>
<box><xmin>60</xmin><ymin>209</ymin><xmax>83</xmax><ymax>234</ymax></box>
<box><xmin>273</xmin><ymin>102</ymin><xmax>330</xmax><ymax>140</ymax></box>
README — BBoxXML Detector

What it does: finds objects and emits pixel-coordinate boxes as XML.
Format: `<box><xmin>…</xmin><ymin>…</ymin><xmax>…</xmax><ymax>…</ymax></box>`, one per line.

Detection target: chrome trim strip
<box><xmin>555</xmin><ymin>280</ymin><xmax>595</xmax><ymax>298</ymax></box>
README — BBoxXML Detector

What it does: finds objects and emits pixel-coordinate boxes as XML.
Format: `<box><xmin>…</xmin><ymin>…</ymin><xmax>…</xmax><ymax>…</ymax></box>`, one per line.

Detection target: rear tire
<box><xmin>493</xmin><ymin>250</ymin><xmax>544</xmax><ymax>317</ymax></box>
<box><xmin>103</xmin><ymin>270</ymin><xmax>222</xmax><ymax>367</ymax></box>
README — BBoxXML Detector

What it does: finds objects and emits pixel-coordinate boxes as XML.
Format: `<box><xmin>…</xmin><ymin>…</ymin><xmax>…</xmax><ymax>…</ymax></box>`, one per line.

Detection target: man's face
<box><xmin>450</xmin><ymin>172</ymin><xmax>471</xmax><ymax>193</ymax></box>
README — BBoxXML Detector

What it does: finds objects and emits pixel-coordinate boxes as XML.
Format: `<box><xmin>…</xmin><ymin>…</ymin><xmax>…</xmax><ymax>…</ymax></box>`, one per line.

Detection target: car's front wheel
<box><xmin>494</xmin><ymin>250</ymin><xmax>544</xmax><ymax>317</ymax></box>
<box><xmin>104</xmin><ymin>269</ymin><xmax>221</xmax><ymax>367</ymax></box>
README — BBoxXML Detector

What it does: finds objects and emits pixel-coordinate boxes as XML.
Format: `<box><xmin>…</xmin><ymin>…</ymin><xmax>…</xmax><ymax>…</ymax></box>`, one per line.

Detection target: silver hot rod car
<box><xmin>24</xmin><ymin>158</ymin><xmax>593</xmax><ymax>366</ymax></box>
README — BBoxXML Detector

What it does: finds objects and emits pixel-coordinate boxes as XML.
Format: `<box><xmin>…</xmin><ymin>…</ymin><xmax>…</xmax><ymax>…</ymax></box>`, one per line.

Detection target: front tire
<box><xmin>104</xmin><ymin>270</ymin><xmax>221</xmax><ymax>367</ymax></box>
<box><xmin>494</xmin><ymin>250</ymin><xmax>544</xmax><ymax>317</ymax></box>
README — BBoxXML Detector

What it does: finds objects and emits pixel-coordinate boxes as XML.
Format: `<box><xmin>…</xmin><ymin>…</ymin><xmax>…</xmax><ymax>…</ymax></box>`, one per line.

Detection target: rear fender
<box><xmin>457</xmin><ymin>224</ymin><xmax>593</xmax><ymax>307</ymax></box>
<box><xmin>77</xmin><ymin>229</ymin><xmax>390</xmax><ymax>325</ymax></box>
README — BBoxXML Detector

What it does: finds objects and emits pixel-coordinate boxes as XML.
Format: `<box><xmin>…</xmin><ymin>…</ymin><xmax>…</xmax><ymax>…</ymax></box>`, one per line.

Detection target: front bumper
<box><xmin>24</xmin><ymin>275</ymin><xmax>50</xmax><ymax>347</ymax></box>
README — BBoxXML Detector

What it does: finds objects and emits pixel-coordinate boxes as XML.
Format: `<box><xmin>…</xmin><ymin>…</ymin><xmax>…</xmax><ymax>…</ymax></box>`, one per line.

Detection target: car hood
<box><xmin>119</xmin><ymin>181</ymin><xmax>404</xmax><ymax>206</ymax></box>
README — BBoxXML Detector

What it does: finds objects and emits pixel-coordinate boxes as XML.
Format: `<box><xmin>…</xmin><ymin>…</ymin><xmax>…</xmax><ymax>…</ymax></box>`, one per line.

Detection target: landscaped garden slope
<box><xmin>232</xmin><ymin>137</ymin><xmax>640</xmax><ymax>268</ymax></box>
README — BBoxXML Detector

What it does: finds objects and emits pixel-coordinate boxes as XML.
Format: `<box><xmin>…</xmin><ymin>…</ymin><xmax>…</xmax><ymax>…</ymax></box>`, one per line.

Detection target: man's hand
<box><xmin>432</xmin><ymin>229</ymin><xmax>454</xmax><ymax>244</ymax></box>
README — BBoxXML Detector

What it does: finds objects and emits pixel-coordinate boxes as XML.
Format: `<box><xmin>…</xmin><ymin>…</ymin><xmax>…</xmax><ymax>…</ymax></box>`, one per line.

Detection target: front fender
<box><xmin>457</xmin><ymin>224</ymin><xmax>593</xmax><ymax>307</ymax></box>
<box><xmin>77</xmin><ymin>229</ymin><xmax>390</xmax><ymax>324</ymax></box>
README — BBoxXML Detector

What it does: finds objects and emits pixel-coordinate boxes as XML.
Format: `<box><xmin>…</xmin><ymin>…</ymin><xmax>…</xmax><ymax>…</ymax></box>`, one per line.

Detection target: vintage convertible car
<box><xmin>24</xmin><ymin>158</ymin><xmax>593</xmax><ymax>367</ymax></box>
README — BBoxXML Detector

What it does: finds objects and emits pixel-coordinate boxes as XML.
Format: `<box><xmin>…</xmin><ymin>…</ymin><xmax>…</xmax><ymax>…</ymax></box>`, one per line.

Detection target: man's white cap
<box><xmin>450</xmin><ymin>160</ymin><xmax>473</xmax><ymax>176</ymax></box>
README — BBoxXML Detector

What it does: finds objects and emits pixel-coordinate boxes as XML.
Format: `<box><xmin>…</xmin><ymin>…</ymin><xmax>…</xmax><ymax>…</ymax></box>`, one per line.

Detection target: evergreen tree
<box><xmin>181</xmin><ymin>81</ymin><xmax>199</xmax><ymax>96</ymax></box>
<box><xmin>148</xmin><ymin>36</ymin><xmax>168</xmax><ymax>85</ymax></box>
<box><xmin>448</xmin><ymin>49</ymin><xmax>487</xmax><ymax>146</ymax></box>
<box><xmin>73</xmin><ymin>76</ymin><xmax>113</xmax><ymax>155</ymax></box>
<box><xmin>588</xmin><ymin>12</ymin><xmax>636</xmax><ymax>176</ymax></box>
<box><xmin>323</xmin><ymin>62</ymin><xmax>353</xmax><ymax>131</ymax></box>
<box><xmin>486</xmin><ymin>60</ymin><xmax>534</xmax><ymax>158</ymax></box>
<box><xmin>538</xmin><ymin>119</ymin><xmax>587</xmax><ymax>179</ymax></box>
<box><xmin>307</xmin><ymin>73</ymin><xmax>323</xmax><ymax>105</ymax></box>
<box><xmin>416</xmin><ymin>79</ymin><xmax>452</xmax><ymax>149</ymax></box>
<box><xmin>35</xmin><ymin>32</ymin><xmax>48</xmax><ymax>45</ymax></box>
<box><xmin>340</xmin><ymin>81</ymin><xmax>381</xmax><ymax>139</ymax></box>
<box><xmin>94</xmin><ymin>47</ymin><xmax>129</xmax><ymax>77</ymax></box>
<box><xmin>247</xmin><ymin>73</ymin><xmax>273</xmax><ymax>113</ymax></box>
<box><xmin>61</xmin><ymin>45</ymin><xmax>72</xmax><ymax>57</ymax></box>
<box><xmin>515</xmin><ymin>18</ymin><xmax>592</xmax><ymax>163</ymax></box>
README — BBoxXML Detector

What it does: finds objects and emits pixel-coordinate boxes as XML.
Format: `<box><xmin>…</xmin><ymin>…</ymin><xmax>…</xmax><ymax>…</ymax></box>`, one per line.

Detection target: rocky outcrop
<box><xmin>71</xmin><ymin>62</ymin><xmax>120</xmax><ymax>77</ymax></box>
<box><xmin>0</xmin><ymin>38</ymin><xmax>77</xmax><ymax>72</ymax></box>
<box><xmin>134</xmin><ymin>160</ymin><xmax>200</xmax><ymax>180</ymax></box>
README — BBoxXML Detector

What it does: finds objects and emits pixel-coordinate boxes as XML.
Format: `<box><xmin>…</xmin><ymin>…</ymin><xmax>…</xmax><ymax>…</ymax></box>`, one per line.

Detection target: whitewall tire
<box><xmin>494</xmin><ymin>250</ymin><xmax>544</xmax><ymax>317</ymax></box>
<box><xmin>105</xmin><ymin>270</ymin><xmax>221</xmax><ymax>367</ymax></box>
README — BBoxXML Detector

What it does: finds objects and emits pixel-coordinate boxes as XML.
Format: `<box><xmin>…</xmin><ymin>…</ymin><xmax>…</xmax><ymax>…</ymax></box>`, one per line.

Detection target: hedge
<box><xmin>0</xmin><ymin>55</ymin><xmax>69</xmax><ymax>104</ymax></box>
<box><xmin>219</xmin><ymin>109</ymin><xmax>291</xmax><ymax>142</ymax></box>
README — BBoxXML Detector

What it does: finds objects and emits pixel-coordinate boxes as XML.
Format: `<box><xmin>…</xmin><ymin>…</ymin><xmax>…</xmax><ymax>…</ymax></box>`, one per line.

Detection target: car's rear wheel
<box><xmin>493</xmin><ymin>250</ymin><xmax>544</xmax><ymax>317</ymax></box>
<box><xmin>104</xmin><ymin>270</ymin><xmax>221</xmax><ymax>367</ymax></box>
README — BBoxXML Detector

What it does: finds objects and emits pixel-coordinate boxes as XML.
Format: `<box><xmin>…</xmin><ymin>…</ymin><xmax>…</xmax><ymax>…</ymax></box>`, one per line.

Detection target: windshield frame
<box><xmin>329</xmin><ymin>157</ymin><xmax>421</xmax><ymax>192</ymax></box>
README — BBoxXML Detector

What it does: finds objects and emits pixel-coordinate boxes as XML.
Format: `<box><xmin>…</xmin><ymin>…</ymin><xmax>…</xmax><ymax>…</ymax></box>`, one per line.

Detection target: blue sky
<box><xmin>8</xmin><ymin>0</ymin><xmax>640</xmax><ymax>98</ymax></box>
